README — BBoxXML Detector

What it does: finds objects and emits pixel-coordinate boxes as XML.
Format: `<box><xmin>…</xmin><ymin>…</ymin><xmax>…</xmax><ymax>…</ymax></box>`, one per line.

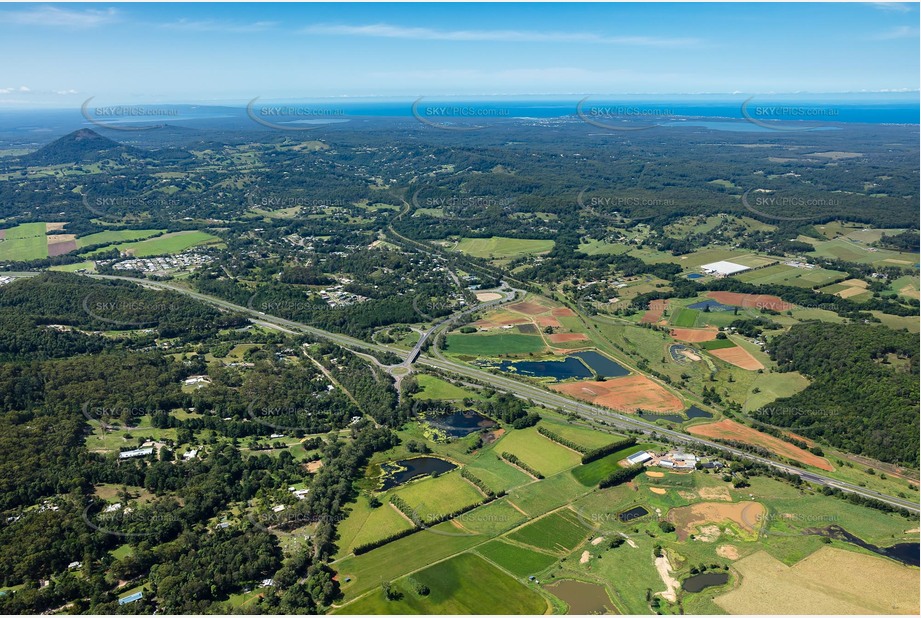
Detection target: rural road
<box><xmin>6</xmin><ymin>271</ymin><xmax>919</xmax><ymax>514</ymax></box>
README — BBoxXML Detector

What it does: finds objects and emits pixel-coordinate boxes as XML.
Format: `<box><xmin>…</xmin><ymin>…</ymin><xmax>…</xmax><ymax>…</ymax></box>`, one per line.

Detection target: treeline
<box><xmin>537</xmin><ymin>426</ymin><xmax>588</xmax><ymax>453</ymax></box>
<box><xmin>598</xmin><ymin>464</ymin><xmax>645</xmax><ymax>488</ymax></box>
<box><xmin>461</xmin><ymin>467</ymin><xmax>499</xmax><ymax>497</ymax></box>
<box><xmin>582</xmin><ymin>437</ymin><xmax>638</xmax><ymax>464</ymax></box>
<box><xmin>500</xmin><ymin>452</ymin><xmax>543</xmax><ymax>479</ymax></box>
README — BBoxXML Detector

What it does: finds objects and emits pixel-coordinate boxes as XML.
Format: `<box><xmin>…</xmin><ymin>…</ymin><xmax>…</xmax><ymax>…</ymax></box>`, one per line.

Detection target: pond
<box><xmin>618</xmin><ymin>506</ymin><xmax>649</xmax><ymax>523</ymax></box>
<box><xmin>426</xmin><ymin>410</ymin><xmax>497</xmax><ymax>438</ymax></box>
<box><xmin>682</xmin><ymin>571</ymin><xmax>729</xmax><ymax>592</ymax></box>
<box><xmin>545</xmin><ymin>579</ymin><xmax>617</xmax><ymax>614</ymax></box>
<box><xmin>685</xmin><ymin>406</ymin><xmax>714</xmax><ymax>420</ymax></box>
<box><xmin>378</xmin><ymin>457</ymin><xmax>457</xmax><ymax>491</ymax></box>
<box><xmin>810</xmin><ymin>525</ymin><xmax>919</xmax><ymax>568</ymax></box>
<box><xmin>572</xmin><ymin>351</ymin><xmax>630</xmax><ymax>378</ymax></box>
<box><xmin>637</xmin><ymin>411</ymin><xmax>686</xmax><ymax>424</ymax></box>
<box><xmin>482</xmin><ymin>356</ymin><xmax>593</xmax><ymax>381</ymax></box>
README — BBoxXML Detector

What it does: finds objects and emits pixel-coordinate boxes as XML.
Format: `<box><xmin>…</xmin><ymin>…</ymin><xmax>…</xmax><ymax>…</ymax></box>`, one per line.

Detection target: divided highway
<box><xmin>9</xmin><ymin>271</ymin><xmax>918</xmax><ymax>514</ymax></box>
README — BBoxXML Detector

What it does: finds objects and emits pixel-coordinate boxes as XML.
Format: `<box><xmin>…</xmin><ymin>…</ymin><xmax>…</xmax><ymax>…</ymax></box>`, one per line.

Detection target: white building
<box><xmin>626</xmin><ymin>451</ymin><xmax>653</xmax><ymax>465</ymax></box>
<box><xmin>700</xmin><ymin>261</ymin><xmax>750</xmax><ymax>277</ymax></box>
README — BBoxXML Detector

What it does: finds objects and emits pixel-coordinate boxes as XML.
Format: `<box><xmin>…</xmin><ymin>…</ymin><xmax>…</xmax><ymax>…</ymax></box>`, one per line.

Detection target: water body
<box><xmin>637</xmin><ymin>411</ymin><xmax>686</xmax><ymax>424</ymax></box>
<box><xmin>618</xmin><ymin>506</ymin><xmax>649</xmax><ymax>523</ymax></box>
<box><xmin>810</xmin><ymin>525</ymin><xmax>920</xmax><ymax>568</ymax></box>
<box><xmin>572</xmin><ymin>351</ymin><xmax>629</xmax><ymax>378</ymax></box>
<box><xmin>426</xmin><ymin>410</ymin><xmax>496</xmax><ymax>438</ymax></box>
<box><xmin>685</xmin><ymin>406</ymin><xmax>714</xmax><ymax>420</ymax></box>
<box><xmin>686</xmin><ymin>273</ymin><xmax>704</xmax><ymax>280</ymax></box>
<box><xmin>682</xmin><ymin>572</ymin><xmax>729</xmax><ymax>592</ymax></box>
<box><xmin>378</xmin><ymin>457</ymin><xmax>457</xmax><ymax>491</ymax></box>
<box><xmin>483</xmin><ymin>356</ymin><xmax>594</xmax><ymax>381</ymax></box>
<box><xmin>545</xmin><ymin>580</ymin><xmax>617</xmax><ymax>615</ymax></box>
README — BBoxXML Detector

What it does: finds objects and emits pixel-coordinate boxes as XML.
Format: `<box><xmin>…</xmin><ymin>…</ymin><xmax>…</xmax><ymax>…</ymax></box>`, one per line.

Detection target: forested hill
<box><xmin>754</xmin><ymin>323</ymin><xmax>920</xmax><ymax>466</ymax></box>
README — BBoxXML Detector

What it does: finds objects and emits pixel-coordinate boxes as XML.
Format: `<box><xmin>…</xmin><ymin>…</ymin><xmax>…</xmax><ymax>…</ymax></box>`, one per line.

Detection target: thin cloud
<box><xmin>302</xmin><ymin>23</ymin><xmax>700</xmax><ymax>47</ymax></box>
<box><xmin>0</xmin><ymin>5</ymin><xmax>119</xmax><ymax>28</ymax></box>
<box><xmin>870</xmin><ymin>25</ymin><xmax>920</xmax><ymax>39</ymax></box>
<box><xmin>161</xmin><ymin>18</ymin><xmax>277</xmax><ymax>33</ymax></box>
<box><xmin>0</xmin><ymin>86</ymin><xmax>31</xmax><ymax>94</ymax></box>
<box><xmin>866</xmin><ymin>2</ymin><xmax>914</xmax><ymax>13</ymax></box>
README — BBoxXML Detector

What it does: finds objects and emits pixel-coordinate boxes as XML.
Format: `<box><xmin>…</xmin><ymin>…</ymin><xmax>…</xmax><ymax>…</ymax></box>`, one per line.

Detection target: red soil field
<box><xmin>48</xmin><ymin>240</ymin><xmax>77</xmax><ymax>256</ymax></box>
<box><xmin>688</xmin><ymin>419</ymin><xmax>833</xmax><ymax>471</ymax></box>
<box><xmin>551</xmin><ymin>307</ymin><xmax>577</xmax><ymax>317</ymax></box>
<box><xmin>552</xmin><ymin>374</ymin><xmax>683</xmax><ymax>413</ymax></box>
<box><xmin>707</xmin><ymin>291</ymin><xmax>793</xmax><ymax>312</ymax></box>
<box><xmin>0</xmin><ymin>230</ymin><xmax>6</xmax><ymax>240</ymax></box>
<box><xmin>709</xmin><ymin>346</ymin><xmax>764</xmax><ymax>370</ymax></box>
<box><xmin>535</xmin><ymin>316</ymin><xmax>562</xmax><ymax>328</ymax></box>
<box><xmin>670</xmin><ymin>327</ymin><xmax>718</xmax><ymax>342</ymax></box>
<box><xmin>547</xmin><ymin>333</ymin><xmax>589</xmax><ymax>343</ymax></box>
<box><xmin>508</xmin><ymin>301</ymin><xmax>548</xmax><ymax>315</ymax></box>
<box><xmin>640</xmin><ymin>299</ymin><xmax>669</xmax><ymax>324</ymax></box>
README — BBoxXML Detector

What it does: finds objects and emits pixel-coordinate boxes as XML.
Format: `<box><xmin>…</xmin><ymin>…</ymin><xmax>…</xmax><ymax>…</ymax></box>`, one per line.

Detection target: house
<box><xmin>119</xmin><ymin>447</ymin><xmax>154</xmax><ymax>460</ymax></box>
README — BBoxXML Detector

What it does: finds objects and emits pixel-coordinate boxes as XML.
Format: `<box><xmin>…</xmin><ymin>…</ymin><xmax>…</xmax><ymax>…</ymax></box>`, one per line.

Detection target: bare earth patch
<box><xmin>580</xmin><ymin>550</ymin><xmax>591</xmax><ymax>564</ymax></box>
<box><xmin>688</xmin><ymin>419</ymin><xmax>833</xmax><ymax>471</ymax></box>
<box><xmin>45</xmin><ymin>222</ymin><xmax>67</xmax><ymax>231</ymax></box>
<box><xmin>654</xmin><ymin>555</ymin><xmax>680</xmax><ymax>603</ymax></box>
<box><xmin>474</xmin><ymin>291</ymin><xmax>503</xmax><ymax>302</ymax></box>
<box><xmin>640</xmin><ymin>298</ymin><xmax>669</xmax><ymax>323</ymax></box>
<box><xmin>591</xmin><ymin>536</ymin><xmax>605</xmax><ymax>546</ymax></box>
<box><xmin>650</xmin><ymin>487</ymin><xmax>667</xmax><ymax>495</ymax></box>
<box><xmin>716</xmin><ymin>544</ymin><xmax>740</xmax><ymax>560</ymax></box>
<box><xmin>670</xmin><ymin>327</ymin><xmax>718</xmax><ymax>342</ymax></box>
<box><xmin>709</xmin><ymin>346</ymin><xmax>765</xmax><ymax>371</ymax></box>
<box><xmin>551</xmin><ymin>374</ymin><xmax>683</xmax><ymax>413</ymax></box>
<box><xmin>548</xmin><ymin>332</ymin><xmax>589</xmax><ymax>343</ymax></box>
<box><xmin>698</xmin><ymin>486</ymin><xmax>732</xmax><ymax>502</ymax></box>
<box><xmin>646</xmin><ymin>471</ymin><xmax>664</xmax><ymax>478</ymax></box>
<box><xmin>668</xmin><ymin>501</ymin><xmax>765</xmax><ymax>542</ymax></box>
<box><xmin>707</xmin><ymin>291</ymin><xmax>793</xmax><ymax>312</ymax></box>
<box><xmin>508</xmin><ymin>301</ymin><xmax>549</xmax><ymax>315</ymax></box>
<box><xmin>696</xmin><ymin>524</ymin><xmax>722</xmax><ymax>542</ymax></box>
<box><xmin>551</xmin><ymin>307</ymin><xmax>577</xmax><ymax>317</ymax></box>
<box><xmin>305</xmin><ymin>460</ymin><xmax>323</xmax><ymax>473</ymax></box>
<box><xmin>535</xmin><ymin>315</ymin><xmax>561</xmax><ymax>328</ymax></box>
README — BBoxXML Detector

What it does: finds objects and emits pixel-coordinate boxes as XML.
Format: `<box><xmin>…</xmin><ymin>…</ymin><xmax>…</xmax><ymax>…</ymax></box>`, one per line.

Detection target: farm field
<box><xmin>505</xmin><ymin>508</ymin><xmax>592</xmax><ymax>554</ymax></box>
<box><xmin>75</xmin><ymin>228</ymin><xmax>164</xmax><ymax>248</ymax></box>
<box><xmin>552</xmin><ymin>375</ymin><xmax>684</xmax><ymax>413</ymax></box>
<box><xmin>0</xmin><ymin>222</ymin><xmax>49</xmax><ymax>260</ymax></box>
<box><xmin>463</xmin><ymin>453</ymin><xmax>533</xmax><ymax>495</ymax></box>
<box><xmin>571</xmin><ymin>443</ymin><xmax>655</xmax><ymax>487</ymax></box>
<box><xmin>802</xmin><ymin>236</ymin><xmax>919</xmax><ymax>269</ymax></box>
<box><xmin>688</xmin><ymin>419</ymin><xmax>833</xmax><ymax>471</ymax></box>
<box><xmin>670</xmin><ymin>307</ymin><xmax>699</xmax><ymax>328</ymax></box>
<box><xmin>452</xmin><ymin>236</ymin><xmax>554</xmax><ymax>260</ymax></box>
<box><xmin>498</xmin><ymin>426</ymin><xmax>583</xmax><ymax>477</ymax></box>
<box><xmin>335</xmin><ymin>553</ymin><xmax>548</xmax><ymax>614</ymax></box>
<box><xmin>444</xmin><ymin>332</ymin><xmax>546</xmax><ymax>356</ymax></box>
<box><xmin>396</xmin><ymin>470</ymin><xmax>485</xmax><ymax>521</ymax></box>
<box><xmin>413</xmin><ymin>374</ymin><xmax>480</xmax><ymax>401</ymax></box>
<box><xmin>715</xmin><ymin>547</ymin><xmax>919</xmax><ymax>614</ymax></box>
<box><xmin>540</xmin><ymin>421</ymin><xmax>624</xmax><ymax>451</ymax></box>
<box><xmin>474</xmin><ymin>540</ymin><xmax>558</xmax><ymax>577</ymax></box>
<box><xmin>733</xmin><ymin>263</ymin><xmax>846</xmax><ymax>288</ymax></box>
<box><xmin>82</xmin><ymin>230</ymin><xmax>221</xmax><ymax>257</ymax></box>
<box><xmin>334</xmin><ymin>497</ymin><xmax>415</xmax><ymax>558</ymax></box>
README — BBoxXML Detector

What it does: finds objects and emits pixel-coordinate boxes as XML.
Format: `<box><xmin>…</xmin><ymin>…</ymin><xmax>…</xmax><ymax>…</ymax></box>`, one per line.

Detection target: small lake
<box><xmin>573</xmin><ymin>351</ymin><xmax>629</xmax><ymax>378</ymax></box>
<box><xmin>682</xmin><ymin>572</ymin><xmax>729</xmax><ymax>592</ymax></box>
<box><xmin>426</xmin><ymin>410</ymin><xmax>497</xmax><ymax>438</ymax></box>
<box><xmin>484</xmin><ymin>356</ymin><xmax>593</xmax><ymax>381</ymax></box>
<box><xmin>638</xmin><ymin>406</ymin><xmax>712</xmax><ymax>424</ymax></box>
<box><xmin>810</xmin><ymin>525</ymin><xmax>919</xmax><ymax>568</ymax></box>
<box><xmin>618</xmin><ymin>506</ymin><xmax>649</xmax><ymax>523</ymax></box>
<box><xmin>685</xmin><ymin>406</ymin><xmax>714</xmax><ymax>420</ymax></box>
<box><xmin>545</xmin><ymin>579</ymin><xmax>617</xmax><ymax>614</ymax></box>
<box><xmin>378</xmin><ymin>457</ymin><xmax>456</xmax><ymax>490</ymax></box>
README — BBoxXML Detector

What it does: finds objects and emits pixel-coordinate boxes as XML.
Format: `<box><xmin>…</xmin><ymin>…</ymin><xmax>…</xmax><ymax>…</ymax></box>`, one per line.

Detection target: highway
<box><xmin>7</xmin><ymin>271</ymin><xmax>919</xmax><ymax>514</ymax></box>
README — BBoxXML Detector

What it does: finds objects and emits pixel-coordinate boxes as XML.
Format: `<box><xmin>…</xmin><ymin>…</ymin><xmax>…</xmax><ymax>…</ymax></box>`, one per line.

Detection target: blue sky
<box><xmin>0</xmin><ymin>2</ymin><xmax>918</xmax><ymax>106</ymax></box>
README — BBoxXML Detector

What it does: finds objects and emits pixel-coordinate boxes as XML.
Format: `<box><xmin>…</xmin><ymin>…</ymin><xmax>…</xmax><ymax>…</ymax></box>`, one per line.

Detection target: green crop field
<box><xmin>475</xmin><ymin>540</ymin><xmax>558</xmax><ymax>577</ymax></box>
<box><xmin>0</xmin><ymin>222</ymin><xmax>48</xmax><ymax>261</ymax></box>
<box><xmin>335</xmin><ymin>497</ymin><xmax>415</xmax><ymax>557</ymax></box>
<box><xmin>453</xmin><ymin>236</ymin><xmax>554</xmax><ymax>260</ymax></box>
<box><xmin>506</xmin><ymin>508</ymin><xmax>592</xmax><ymax>554</ymax></box>
<box><xmin>453</xmin><ymin>499</ymin><xmax>529</xmax><ymax>536</ymax></box>
<box><xmin>699</xmin><ymin>338</ymin><xmax>737</xmax><ymax>350</ymax></box>
<box><xmin>445</xmin><ymin>333</ymin><xmax>546</xmax><ymax>356</ymax></box>
<box><xmin>671</xmin><ymin>308</ymin><xmax>699</xmax><ymax>327</ymax></box>
<box><xmin>335</xmin><ymin>553</ymin><xmax>548</xmax><ymax>614</ymax></box>
<box><xmin>540</xmin><ymin>421</ymin><xmax>624</xmax><ymax>451</ymax></box>
<box><xmin>75</xmin><ymin>229</ymin><xmax>164</xmax><ymax>248</ymax></box>
<box><xmin>414</xmin><ymin>374</ymin><xmax>480</xmax><ymax>401</ymax></box>
<box><xmin>571</xmin><ymin>443</ymin><xmax>654</xmax><ymax>487</ymax></box>
<box><xmin>395</xmin><ymin>470</ymin><xmax>485</xmax><ymax>521</ymax></box>
<box><xmin>498</xmin><ymin>427</ymin><xmax>582</xmax><ymax>477</ymax></box>
<box><xmin>83</xmin><ymin>230</ymin><xmax>221</xmax><ymax>257</ymax></box>
<box><xmin>464</xmin><ymin>453</ymin><xmax>533</xmax><ymax>494</ymax></box>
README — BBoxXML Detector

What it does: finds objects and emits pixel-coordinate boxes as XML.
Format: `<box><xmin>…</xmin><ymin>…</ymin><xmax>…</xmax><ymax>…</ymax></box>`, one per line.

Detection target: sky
<box><xmin>0</xmin><ymin>2</ymin><xmax>918</xmax><ymax>106</ymax></box>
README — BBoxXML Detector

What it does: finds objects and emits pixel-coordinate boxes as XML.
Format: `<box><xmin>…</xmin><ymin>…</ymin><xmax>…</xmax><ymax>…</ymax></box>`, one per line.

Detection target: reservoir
<box><xmin>572</xmin><ymin>351</ymin><xmax>629</xmax><ymax>378</ymax></box>
<box><xmin>378</xmin><ymin>457</ymin><xmax>457</xmax><ymax>490</ymax></box>
<box><xmin>485</xmin><ymin>356</ymin><xmax>593</xmax><ymax>381</ymax></box>
<box><xmin>618</xmin><ymin>506</ymin><xmax>649</xmax><ymax>523</ymax></box>
<box><xmin>545</xmin><ymin>579</ymin><xmax>617</xmax><ymax>614</ymax></box>
<box><xmin>811</xmin><ymin>525</ymin><xmax>919</xmax><ymax>568</ymax></box>
<box><xmin>682</xmin><ymin>572</ymin><xmax>729</xmax><ymax>592</ymax></box>
<box><xmin>426</xmin><ymin>410</ymin><xmax>497</xmax><ymax>438</ymax></box>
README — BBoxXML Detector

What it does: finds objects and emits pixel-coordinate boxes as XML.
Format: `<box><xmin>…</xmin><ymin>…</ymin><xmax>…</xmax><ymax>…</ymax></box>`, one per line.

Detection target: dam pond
<box><xmin>479</xmin><ymin>350</ymin><xmax>628</xmax><ymax>381</ymax></box>
<box><xmin>425</xmin><ymin>409</ymin><xmax>497</xmax><ymax>438</ymax></box>
<box><xmin>378</xmin><ymin>457</ymin><xmax>457</xmax><ymax>491</ymax></box>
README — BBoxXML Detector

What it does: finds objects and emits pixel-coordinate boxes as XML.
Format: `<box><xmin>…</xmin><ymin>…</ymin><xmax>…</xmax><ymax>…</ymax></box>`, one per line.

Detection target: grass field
<box><xmin>506</xmin><ymin>508</ymin><xmax>592</xmax><ymax>554</ymax></box>
<box><xmin>698</xmin><ymin>338</ymin><xmax>737</xmax><ymax>350</ymax></box>
<box><xmin>76</xmin><ymin>229</ymin><xmax>164</xmax><ymax>248</ymax></box>
<box><xmin>452</xmin><ymin>236</ymin><xmax>555</xmax><ymax>260</ymax></box>
<box><xmin>734</xmin><ymin>263</ymin><xmax>847</xmax><ymax>288</ymax></box>
<box><xmin>335</xmin><ymin>496</ymin><xmax>415</xmax><ymax>557</ymax></box>
<box><xmin>445</xmin><ymin>332</ymin><xmax>546</xmax><ymax>356</ymax></box>
<box><xmin>540</xmin><ymin>421</ymin><xmax>623</xmax><ymax>451</ymax></box>
<box><xmin>83</xmin><ymin>230</ymin><xmax>221</xmax><ymax>257</ymax></box>
<box><xmin>0</xmin><ymin>222</ymin><xmax>48</xmax><ymax>260</ymax></box>
<box><xmin>497</xmin><ymin>427</ymin><xmax>582</xmax><ymax>477</ymax></box>
<box><xmin>671</xmin><ymin>308</ymin><xmax>699</xmax><ymax>328</ymax></box>
<box><xmin>396</xmin><ymin>471</ymin><xmax>485</xmax><ymax>521</ymax></box>
<box><xmin>413</xmin><ymin>374</ymin><xmax>480</xmax><ymax>401</ymax></box>
<box><xmin>475</xmin><ymin>540</ymin><xmax>559</xmax><ymax>577</ymax></box>
<box><xmin>335</xmin><ymin>552</ymin><xmax>548</xmax><ymax>614</ymax></box>
<box><xmin>571</xmin><ymin>443</ymin><xmax>654</xmax><ymax>487</ymax></box>
<box><xmin>464</xmin><ymin>452</ymin><xmax>533</xmax><ymax>494</ymax></box>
